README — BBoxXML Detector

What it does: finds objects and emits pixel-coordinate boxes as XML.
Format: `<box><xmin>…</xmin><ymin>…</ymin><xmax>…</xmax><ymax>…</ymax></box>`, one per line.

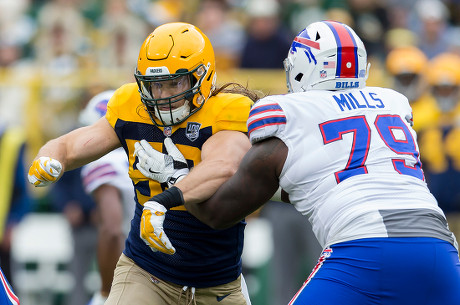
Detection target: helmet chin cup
<box><xmin>154</xmin><ymin>101</ymin><xmax>191</xmax><ymax>126</ymax></box>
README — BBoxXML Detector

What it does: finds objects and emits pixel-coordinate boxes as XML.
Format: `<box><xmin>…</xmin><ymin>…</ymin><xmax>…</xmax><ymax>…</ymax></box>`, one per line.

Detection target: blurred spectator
<box><xmin>384</xmin><ymin>28</ymin><xmax>418</xmax><ymax>51</ymax></box>
<box><xmin>195</xmin><ymin>0</ymin><xmax>245</xmax><ymax>70</ymax></box>
<box><xmin>409</xmin><ymin>0</ymin><xmax>452</xmax><ymax>59</ymax></box>
<box><xmin>0</xmin><ymin>0</ymin><xmax>36</xmax><ymax>55</ymax></box>
<box><xmin>32</xmin><ymin>0</ymin><xmax>90</xmax><ymax>140</ymax></box>
<box><xmin>417</xmin><ymin>52</ymin><xmax>460</xmax><ymax>241</ymax></box>
<box><xmin>33</xmin><ymin>0</ymin><xmax>89</xmax><ymax>71</ymax></box>
<box><xmin>93</xmin><ymin>0</ymin><xmax>149</xmax><ymax>71</ymax></box>
<box><xmin>386</xmin><ymin>46</ymin><xmax>427</xmax><ymax>103</ymax></box>
<box><xmin>385</xmin><ymin>46</ymin><xmax>439</xmax><ymax>131</ymax></box>
<box><xmin>446</xmin><ymin>26</ymin><xmax>460</xmax><ymax>56</ymax></box>
<box><xmin>385</xmin><ymin>0</ymin><xmax>417</xmax><ymax>29</ymax></box>
<box><xmin>0</xmin><ymin>41</ymin><xmax>34</xmax><ymax>128</ymax></box>
<box><xmin>347</xmin><ymin>0</ymin><xmax>391</xmax><ymax>61</ymax></box>
<box><xmin>0</xmin><ymin>0</ymin><xmax>36</xmax><ymax>128</ymax></box>
<box><xmin>239</xmin><ymin>0</ymin><xmax>293</xmax><ymax>69</ymax></box>
<box><xmin>280</xmin><ymin>0</ymin><xmax>326</xmax><ymax>34</ymax></box>
<box><xmin>137</xmin><ymin>0</ymin><xmax>189</xmax><ymax>26</ymax></box>
<box><xmin>324</xmin><ymin>6</ymin><xmax>353</xmax><ymax>26</ymax></box>
<box><xmin>425</xmin><ymin>53</ymin><xmax>460</xmax><ymax>114</ymax></box>
<box><xmin>0</xmin><ymin>124</ymin><xmax>33</xmax><ymax>290</ymax></box>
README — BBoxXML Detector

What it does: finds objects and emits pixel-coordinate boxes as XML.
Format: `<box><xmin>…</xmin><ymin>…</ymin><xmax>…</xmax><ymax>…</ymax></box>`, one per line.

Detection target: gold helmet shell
<box><xmin>386</xmin><ymin>46</ymin><xmax>428</xmax><ymax>76</ymax></box>
<box><xmin>135</xmin><ymin>22</ymin><xmax>216</xmax><ymax>126</ymax></box>
<box><xmin>426</xmin><ymin>53</ymin><xmax>460</xmax><ymax>86</ymax></box>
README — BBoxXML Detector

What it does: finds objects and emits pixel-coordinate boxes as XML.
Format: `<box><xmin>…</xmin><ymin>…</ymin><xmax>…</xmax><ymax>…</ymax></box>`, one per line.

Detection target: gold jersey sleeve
<box><xmin>105</xmin><ymin>83</ymin><xmax>253</xmax><ymax>208</ymax></box>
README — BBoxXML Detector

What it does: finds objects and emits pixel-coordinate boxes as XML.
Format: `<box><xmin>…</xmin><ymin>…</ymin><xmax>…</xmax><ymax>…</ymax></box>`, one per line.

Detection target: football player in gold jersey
<box><xmin>28</xmin><ymin>22</ymin><xmax>259</xmax><ymax>305</ymax></box>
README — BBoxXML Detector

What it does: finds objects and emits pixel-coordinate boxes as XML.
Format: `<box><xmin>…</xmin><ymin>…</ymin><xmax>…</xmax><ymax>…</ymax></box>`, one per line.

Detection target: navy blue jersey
<box><xmin>125</xmin><ymin>203</ymin><xmax>245</xmax><ymax>287</ymax></box>
<box><xmin>106</xmin><ymin>83</ymin><xmax>253</xmax><ymax>287</ymax></box>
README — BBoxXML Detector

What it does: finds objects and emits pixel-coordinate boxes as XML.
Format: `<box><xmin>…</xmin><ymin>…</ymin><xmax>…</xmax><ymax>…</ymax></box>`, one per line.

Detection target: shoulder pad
<box><xmin>208</xmin><ymin>93</ymin><xmax>253</xmax><ymax>132</ymax></box>
<box><xmin>247</xmin><ymin>98</ymin><xmax>286</xmax><ymax>144</ymax></box>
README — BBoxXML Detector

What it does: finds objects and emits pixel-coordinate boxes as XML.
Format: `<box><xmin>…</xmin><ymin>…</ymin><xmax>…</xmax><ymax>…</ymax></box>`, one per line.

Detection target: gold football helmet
<box><xmin>386</xmin><ymin>46</ymin><xmax>428</xmax><ymax>102</ymax></box>
<box><xmin>426</xmin><ymin>53</ymin><xmax>460</xmax><ymax>86</ymax></box>
<box><xmin>135</xmin><ymin>22</ymin><xmax>216</xmax><ymax>126</ymax></box>
<box><xmin>386</xmin><ymin>46</ymin><xmax>428</xmax><ymax>76</ymax></box>
<box><xmin>426</xmin><ymin>53</ymin><xmax>460</xmax><ymax>112</ymax></box>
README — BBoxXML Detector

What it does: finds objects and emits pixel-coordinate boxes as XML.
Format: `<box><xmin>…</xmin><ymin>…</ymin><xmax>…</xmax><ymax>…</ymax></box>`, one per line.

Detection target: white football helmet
<box><xmin>284</xmin><ymin>21</ymin><xmax>369</xmax><ymax>92</ymax></box>
<box><xmin>79</xmin><ymin>90</ymin><xmax>115</xmax><ymax>126</ymax></box>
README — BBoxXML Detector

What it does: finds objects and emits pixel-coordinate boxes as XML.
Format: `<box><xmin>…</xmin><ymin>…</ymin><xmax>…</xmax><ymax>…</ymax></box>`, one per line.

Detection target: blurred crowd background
<box><xmin>2</xmin><ymin>0</ymin><xmax>460</xmax><ymax>304</ymax></box>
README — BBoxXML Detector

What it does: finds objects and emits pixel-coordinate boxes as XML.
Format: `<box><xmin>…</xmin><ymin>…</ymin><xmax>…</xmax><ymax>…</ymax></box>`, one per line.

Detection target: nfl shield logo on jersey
<box><xmin>186</xmin><ymin>122</ymin><xmax>201</xmax><ymax>141</ymax></box>
<box><xmin>163</xmin><ymin>126</ymin><xmax>172</xmax><ymax>137</ymax></box>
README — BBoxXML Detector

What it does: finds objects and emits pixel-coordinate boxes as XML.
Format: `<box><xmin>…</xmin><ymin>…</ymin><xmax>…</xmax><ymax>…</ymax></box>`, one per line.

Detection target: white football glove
<box><xmin>140</xmin><ymin>200</ymin><xmax>176</xmax><ymax>255</ymax></box>
<box><xmin>86</xmin><ymin>292</ymin><xmax>107</xmax><ymax>305</ymax></box>
<box><xmin>28</xmin><ymin>157</ymin><xmax>63</xmax><ymax>187</ymax></box>
<box><xmin>134</xmin><ymin>138</ymin><xmax>189</xmax><ymax>187</ymax></box>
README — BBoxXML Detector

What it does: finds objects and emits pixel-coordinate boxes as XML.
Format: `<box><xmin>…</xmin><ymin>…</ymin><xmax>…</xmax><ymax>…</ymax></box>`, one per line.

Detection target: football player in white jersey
<box><xmin>79</xmin><ymin>91</ymin><xmax>135</xmax><ymax>305</ymax></box>
<box><xmin>147</xmin><ymin>21</ymin><xmax>460</xmax><ymax>304</ymax></box>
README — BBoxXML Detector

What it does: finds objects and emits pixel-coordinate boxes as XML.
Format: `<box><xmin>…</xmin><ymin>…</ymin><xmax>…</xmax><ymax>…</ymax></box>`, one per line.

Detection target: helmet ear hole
<box><xmin>295</xmin><ymin>73</ymin><xmax>304</xmax><ymax>82</ymax></box>
<box><xmin>207</xmin><ymin>70</ymin><xmax>214</xmax><ymax>81</ymax></box>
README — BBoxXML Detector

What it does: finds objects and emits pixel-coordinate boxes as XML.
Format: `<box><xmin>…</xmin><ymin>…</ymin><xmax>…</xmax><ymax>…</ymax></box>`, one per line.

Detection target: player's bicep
<box><xmin>201</xmin><ymin>130</ymin><xmax>251</xmax><ymax>167</ymax></box>
<box><xmin>234</xmin><ymin>137</ymin><xmax>287</xmax><ymax>202</ymax></box>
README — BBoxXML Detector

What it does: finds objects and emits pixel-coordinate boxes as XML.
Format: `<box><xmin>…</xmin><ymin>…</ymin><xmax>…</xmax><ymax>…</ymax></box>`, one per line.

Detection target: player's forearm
<box><xmin>185</xmin><ymin>139</ymin><xmax>285</xmax><ymax>229</ymax></box>
<box><xmin>34</xmin><ymin>135</ymin><xmax>72</xmax><ymax>173</ymax></box>
<box><xmin>176</xmin><ymin>158</ymin><xmax>237</xmax><ymax>204</ymax></box>
<box><xmin>35</xmin><ymin>133</ymin><xmax>91</xmax><ymax>172</ymax></box>
<box><xmin>35</xmin><ymin>123</ymin><xmax>119</xmax><ymax>172</ymax></box>
<box><xmin>177</xmin><ymin>130</ymin><xmax>251</xmax><ymax>204</ymax></box>
<box><xmin>184</xmin><ymin>168</ymin><xmax>271</xmax><ymax>229</ymax></box>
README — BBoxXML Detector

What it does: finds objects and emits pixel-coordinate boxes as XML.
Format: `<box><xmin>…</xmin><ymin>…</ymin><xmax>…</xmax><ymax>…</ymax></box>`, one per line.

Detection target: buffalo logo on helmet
<box><xmin>290</xmin><ymin>29</ymin><xmax>318</xmax><ymax>64</ymax></box>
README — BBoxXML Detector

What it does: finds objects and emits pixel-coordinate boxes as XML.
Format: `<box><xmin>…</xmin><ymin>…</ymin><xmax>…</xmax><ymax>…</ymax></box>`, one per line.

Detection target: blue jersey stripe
<box><xmin>249</xmin><ymin>103</ymin><xmax>283</xmax><ymax>117</ymax></box>
<box><xmin>248</xmin><ymin>116</ymin><xmax>287</xmax><ymax>133</ymax></box>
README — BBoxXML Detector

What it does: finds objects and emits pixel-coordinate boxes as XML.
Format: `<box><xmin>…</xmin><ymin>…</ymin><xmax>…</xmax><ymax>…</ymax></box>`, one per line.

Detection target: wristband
<box><xmin>151</xmin><ymin>186</ymin><xmax>185</xmax><ymax>210</ymax></box>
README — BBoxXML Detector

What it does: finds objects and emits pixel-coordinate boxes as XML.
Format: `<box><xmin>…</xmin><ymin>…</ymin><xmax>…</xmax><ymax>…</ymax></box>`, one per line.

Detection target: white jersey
<box><xmin>248</xmin><ymin>86</ymin><xmax>457</xmax><ymax>249</ymax></box>
<box><xmin>81</xmin><ymin>148</ymin><xmax>135</xmax><ymax>235</ymax></box>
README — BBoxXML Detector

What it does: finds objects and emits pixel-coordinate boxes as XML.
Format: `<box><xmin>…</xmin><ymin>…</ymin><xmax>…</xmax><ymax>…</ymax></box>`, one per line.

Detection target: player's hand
<box><xmin>134</xmin><ymin>138</ymin><xmax>189</xmax><ymax>187</ymax></box>
<box><xmin>86</xmin><ymin>292</ymin><xmax>107</xmax><ymax>305</ymax></box>
<box><xmin>28</xmin><ymin>157</ymin><xmax>62</xmax><ymax>187</ymax></box>
<box><xmin>140</xmin><ymin>200</ymin><xmax>176</xmax><ymax>255</ymax></box>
